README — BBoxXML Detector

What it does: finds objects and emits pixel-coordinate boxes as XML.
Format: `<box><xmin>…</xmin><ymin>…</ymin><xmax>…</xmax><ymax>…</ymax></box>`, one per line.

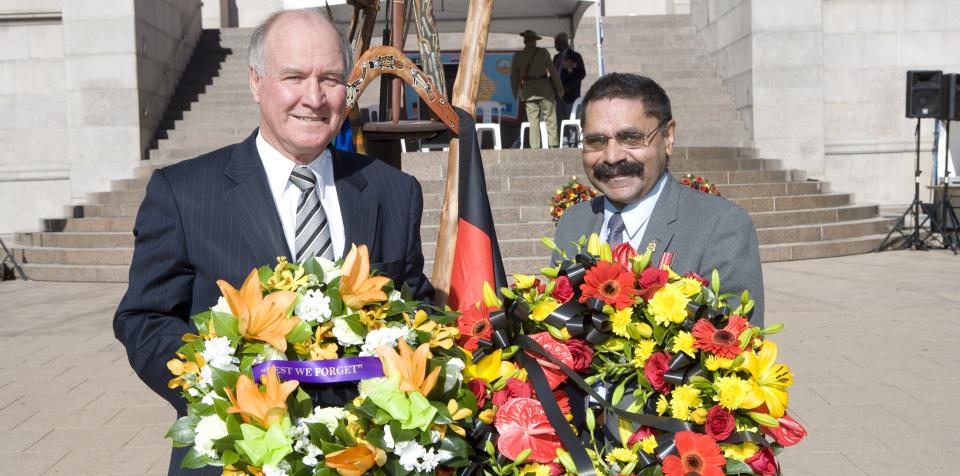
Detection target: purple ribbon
<box><xmin>252</xmin><ymin>356</ymin><xmax>384</xmax><ymax>384</ymax></box>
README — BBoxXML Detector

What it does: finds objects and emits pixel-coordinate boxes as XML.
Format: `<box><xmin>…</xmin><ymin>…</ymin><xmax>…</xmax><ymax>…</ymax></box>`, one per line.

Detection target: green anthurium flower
<box><xmin>360</xmin><ymin>375</ymin><xmax>437</xmax><ymax>431</ymax></box>
<box><xmin>235</xmin><ymin>415</ymin><xmax>293</xmax><ymax>467</ymax></box>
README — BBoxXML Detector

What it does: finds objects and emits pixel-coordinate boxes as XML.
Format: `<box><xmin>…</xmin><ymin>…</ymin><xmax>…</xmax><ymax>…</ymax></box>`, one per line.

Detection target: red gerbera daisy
<box><xmin>661</xmin><ymin>431</ymin><xmax>726</xmax><ymax>476</ymax></box>
<box><xmin>579</xmin><ymin>261</ymin><xmax>639</xmax><ymax>310</ymax></box>
<box><xmin>692</xmin><ymin>315</ymin><xmax>749</xmax><ymax>358</ymax></box>
<box><xmin>456</xmin><ymin>303</ymin><xmax>495</xmax><ymax>351</ymax></box>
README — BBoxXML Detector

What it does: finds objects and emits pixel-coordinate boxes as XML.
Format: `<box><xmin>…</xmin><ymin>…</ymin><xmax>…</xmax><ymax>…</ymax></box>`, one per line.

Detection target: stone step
<box><xmin>15</xmin><ymin>246</ymin><xmax>133</xmax><ymax>266</ymax></box>
<box><xmin>424</xmin><ymin>256</ymin><xmax>551</xmax><ymax>278</ymax></box>
<box><xmin>72</xmin><ymin>203</ymin><xmax>140</xmax><ymax>218</ymax></box>
<box><xmin>90</xmin><ymin>189</ymin><xmax>146</xmax><ymax>205</ymax></box>
<box><xmin>422</xmin><ymin>221</ymin><xmax>555</xmax><ymax>242</ymax></box>
<box><xmin>15</xmin><ymin>231</ymin><xmax>133</xmax><ymax>248</ymax></box>
<box><xmin>19</xmin><ymin>263</ymin><xmax>130</xmax><ymax>282</ymax></box>
<box><xmin>62</xmin><ymin>217</ymin><xmax>135</xmax><ymax>232</ymax></box>
<box><xmin>756</xmin><ymin>217</ymin><xmax>892</xmax><ymax>245</ymax></box>
<box><xmin>751</xmin><ymin>204</ymin><xmax>880</xmax><ymax>229</ymax></box>
<box><xmin>731</xmin><ymin>193</ymin><xmax>852</xmax><ymax>213</ymax></box>
<box><xmin>759</xmin><ymin>234</ymin><xmax>888</xmax><ymax>262</ymax></box>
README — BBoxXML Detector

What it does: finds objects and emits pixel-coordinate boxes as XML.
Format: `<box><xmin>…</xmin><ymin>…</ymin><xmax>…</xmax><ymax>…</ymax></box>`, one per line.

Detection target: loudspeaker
<box><xmin>944</xmin><ymin>73</ymin><xmax>960</xmax><ymax>121</ymax></box>
<box><xmin>906</xmin><ymin>70</ymin><xmax>944</xmax><ymax>119</ymax></box>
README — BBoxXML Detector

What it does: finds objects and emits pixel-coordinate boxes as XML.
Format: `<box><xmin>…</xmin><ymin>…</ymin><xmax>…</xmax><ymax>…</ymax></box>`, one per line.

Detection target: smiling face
<box><xmin>581</xmin><ymin>97</ymin><xmax>675</xmax><ymax>209</ymax></box>
<box><xmin>250</xmin><ymin>13</ymin><xmax>347</xmax><ymax>164</ymax></box>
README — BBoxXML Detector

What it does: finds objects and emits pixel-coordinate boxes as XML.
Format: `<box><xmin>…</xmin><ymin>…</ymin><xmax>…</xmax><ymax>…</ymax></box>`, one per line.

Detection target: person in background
<box><xmin>553</xmin><ymin>32</ymin><xmax>586</xmax><ymax>147</ymax></box>
<box><xmin>511</xmin><ymin>29</ymin><xmax>563</xmax><ymax>148</ymax></box>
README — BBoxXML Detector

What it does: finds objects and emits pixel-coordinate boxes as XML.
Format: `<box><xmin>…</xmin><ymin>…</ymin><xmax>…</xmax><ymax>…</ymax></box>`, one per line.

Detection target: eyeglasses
<box><xmin>581</xmin><ymin>120</ymin><xmax>667</xmax><ymax>152</ymax></box>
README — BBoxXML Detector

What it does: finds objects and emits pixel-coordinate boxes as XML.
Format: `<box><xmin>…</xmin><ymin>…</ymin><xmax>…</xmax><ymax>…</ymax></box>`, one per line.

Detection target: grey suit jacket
<box><xmin>553</xmin><ymin>175</ymin><xmax>764</xmax><ymax>325</ymax></box>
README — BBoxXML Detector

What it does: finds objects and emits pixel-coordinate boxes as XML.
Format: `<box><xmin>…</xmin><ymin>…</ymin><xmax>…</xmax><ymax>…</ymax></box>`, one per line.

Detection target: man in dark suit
<box><xmin>553</xmin><ymin>73</ymin><xmax>764</xmax><ymax>324</ymax></box>
<box><xmin>114</xmin><ymin>8</ymin><xmax>432</xmax><ymax>475</ymax></box>
<box><xmin>553</xmin><ymin>32</ymin><xmax>586</xmax><ymax>146</ymax></box>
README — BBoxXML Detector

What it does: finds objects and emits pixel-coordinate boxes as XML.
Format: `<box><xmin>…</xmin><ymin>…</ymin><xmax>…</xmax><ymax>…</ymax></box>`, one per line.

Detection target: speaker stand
<box><xmin>936</xmin><ymin>120</ymin><xmax>960</xmax><ymax>253</ymax></box>
<box><xmin>0</xmin><ymin>236</ymin><xmax>28</xmax><ymax>280</ymax></box>
<box><xmin>877</xmin><ymin>118</ymin><xmax>930</xmax><ymax>251</ymax></box>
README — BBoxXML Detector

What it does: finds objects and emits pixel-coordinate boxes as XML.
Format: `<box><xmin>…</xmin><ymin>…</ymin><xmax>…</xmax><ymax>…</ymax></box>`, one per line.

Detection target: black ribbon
<box><xmin>663</xmin><ymin>352</ymin><xmax>704</xmax><ymax>386</ymax></box>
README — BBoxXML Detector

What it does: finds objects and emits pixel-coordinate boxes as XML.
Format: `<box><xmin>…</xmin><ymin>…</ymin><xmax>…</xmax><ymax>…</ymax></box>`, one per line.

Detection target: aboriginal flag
<box><xmin>447</xmin><ymin>107</ymin><xmax>507</xmax><ymax>311</ymax></box>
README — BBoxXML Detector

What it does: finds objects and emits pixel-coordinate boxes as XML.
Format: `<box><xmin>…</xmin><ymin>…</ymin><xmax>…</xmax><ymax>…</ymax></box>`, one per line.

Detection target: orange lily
<box><xmin>224</xmin><ymin>366</ymin><xmax>299</xmax><ymax>428</ymax></box>
<box><xmin>339</xmin><ymin>244</ymin><xmax>390</xmax><ymax>310</ymax></box>
<box><xmin>217</xmin><ymin>269</ymin><xmax>300</xmax><ymax>351</ymax></box>
<box><xmin>376</xmin><ymin>340</ymin><xmax>441</xmax><ymax>396</ymax></box>
<box><xmin>325</xmin><ymin>443</ymin><xmax>387</xmax><ymax>476</ymax></box>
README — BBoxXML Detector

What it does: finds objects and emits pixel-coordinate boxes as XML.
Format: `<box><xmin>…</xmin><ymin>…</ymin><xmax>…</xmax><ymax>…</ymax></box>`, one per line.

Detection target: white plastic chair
<box><xmin>560</xmin><ymin>96</ymin><xmax>584</xmax><ymax>148</ymax></box>
<box><xmin>519</xmin><ymin>121</ymin><xmax>550</xmax><ymax>149</ymax></box>
<box><xmin>475</xmin><ymin>101</ymin><xmax>503</xmax><ymax>150</ymax></box>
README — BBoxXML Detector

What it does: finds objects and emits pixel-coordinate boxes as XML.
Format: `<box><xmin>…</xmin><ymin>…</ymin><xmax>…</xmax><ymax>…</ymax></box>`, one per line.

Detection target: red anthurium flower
<box><xmin>692</xmin><ymin>315</ymin><xmax>749</xmax><ymax>358</ymax></box>
<box><xmin>661</xmin><ymin>431</ymin><xmax>726</xmax><ymax>476</ymax></box>
<box><xmin>495</xmin><ymin>397</ymin><xmax>562</xmax><ymax>463</ymax></box>
<box><xmin>579</xmin><ymin>261</ymin><xmax>639</xmax><ymax>310</ymax></box>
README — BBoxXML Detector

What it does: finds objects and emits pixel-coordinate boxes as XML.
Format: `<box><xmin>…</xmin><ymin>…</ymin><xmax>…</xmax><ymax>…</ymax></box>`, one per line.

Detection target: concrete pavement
<box><xmin>0</xmin><ymin>250</ymin><xmax>958</xmax><ymax>475</ymax></box>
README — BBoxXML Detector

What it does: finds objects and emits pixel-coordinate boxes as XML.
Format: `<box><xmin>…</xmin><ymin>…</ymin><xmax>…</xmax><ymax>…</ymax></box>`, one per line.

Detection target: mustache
<box><xmin>593</xmin><ymin>161</ymin><xmax>645</xmax><ymax>181</ymax></box>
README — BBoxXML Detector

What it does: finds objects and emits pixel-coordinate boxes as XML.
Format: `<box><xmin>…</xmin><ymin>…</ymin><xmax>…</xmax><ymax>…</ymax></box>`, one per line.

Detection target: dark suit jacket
<box><xmin>553</xmin><ymin>48</ymin><xmax>586</xmax><ymax>103</ymax></box>
<box><xmin>113</xmin><ymin>130</ymin><xmax>433</xmax><ymax>475</ymax></box>
<box><xmin>553</xmin><ymin>175</ymin><xmax>764</xmax><ymax>326</ymax></box>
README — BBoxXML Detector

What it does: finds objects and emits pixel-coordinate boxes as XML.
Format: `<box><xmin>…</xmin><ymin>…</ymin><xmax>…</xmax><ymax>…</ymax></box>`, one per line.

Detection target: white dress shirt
<box><xmin>600</xmin><ymin>171</ymin><xmax>669</xmax><ymax>251</ymax></box>
<box><xmin>257</xmin><ymin>132</ymin><xmax>345</xmax><ymax>260</ymax></box>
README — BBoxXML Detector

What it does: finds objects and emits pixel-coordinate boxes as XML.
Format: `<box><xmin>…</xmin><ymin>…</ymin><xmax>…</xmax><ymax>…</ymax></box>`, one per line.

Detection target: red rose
<box><xmin>761</xmin><ymin>412</ymin><xmax>807</xmax><ymax>447</ymax></box>
<box><xmin>704</xmin><ymin>405</ymin><xmax>735</xmax><ymax>441</ymax></box>
<box><xmin>564</xmin><ymin>339</ymin><xmax>594</xmax><ymax>372</ymax></box>
<box><xmin>746</xmin><ymin>447</ymin><xmax>780</xmax><ymax>476</ymax></box>
<box><xmin>551</xmin><ymin>275</ymin><xmax>574</xmax><ymax>303</ymax></box>
<box><xmin>680</xmin><ymin>177</ymin><xmax>691</xmax><ymax>185</ymax></box>
<box><xmin>682</xmin><ymin>271</ymin><xmax>710</xmax><ymax>287</ymax></box>
<box><xmin>534</xmin><ymin>279</ymin><xmax>546</xmax><ymax>294</ymax></box>
<box><xmin>548</xmin><ymin>463</ymin><xmax>565</xmax><ymax>476</ymax></box>
<box><xmin>492</xmin><ymin>378</ymin><xmax>533</xmax><ymax>407</ymax></box>
<box><xmin>467</xmin><ymin>378</ymin><xmax>488</xmax><ymax>408</ymax></box>
<box><xmin>612</xmin><ymin>242</ymin><xmax>638</xmax><ymax>270</ymax></box>
<box><xmin>638</xmin><ymin>267</ymin><xmax>668</xmax><ymax>300</ymax></box>
<box><xmin>643</xmin><ymin>351</ymin><xmax>673</xmax><ymax>393</ymax></box>
<box><xmin>627</xmin><ymin>426</ymin><xmax>654</xmax><ymax>446</ymax></box>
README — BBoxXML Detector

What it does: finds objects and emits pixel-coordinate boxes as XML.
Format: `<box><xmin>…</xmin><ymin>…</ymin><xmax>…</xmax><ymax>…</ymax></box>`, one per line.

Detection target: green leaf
<box><xmin>748</xmin><ymin>411</ymin><xmax>779</xmax><ymax>427</ymax></box>
<box><xmin>191</xmin><ymin>311</ymin><xmax>213</xmax><ymax>333</ymax></box>
<box><xmin>211</xmin><ymin>311</ymin><xmax>240</xmax><ymax>340</ymax></box>
<box><xmin>611</xmin><ymin>379</ymin><xmax>628</xmax><ymax>406</ymax></box>
<box><xmin>166</xmin><ymin>415</ymin><xmax>199</xmax><ymax>446</ymax></box>
<box><xmin>334</xmin><ymin>420</ymin><xmax>357</xmax><ymax>447</ymax></box>
<box><xmin>541</xmin><ymin>267</ymin><xmax>559</xmax><ymax>278</ymax></box>
<box><xmin>211</xmin><ymin>366</ymin><xmax>239</xmax><ymax>397</ymax></box>
<box><xmin>761</xmin><ymin>324</ymin><xmax>784</xmax><ymax>335</ymax></box>
<box><xmin>585</xmin><ymin>407</ymin><xmax>596</xmax><ymax>432</ymax></box>
<box><xmin>637</xmin><ymin>465</ymin><xmax>664</xmax><ymax>476</ymax></box>
<box><xmin>302</xmin><ymin>257</ymin><xmax>323</xmax><ymax>279</ymax></box>
<box><xmin>286</xmin><ymin>319</ymin><xmax>313</xmax><ymax>344</ymax></box>
<box><xmin>343</xmin><ymin>313</ymin><xmax>366</xmax><ymax>337</ymax></box>
<box><xmin>725</xmin><ymin>458</ymin><xmax>755</xmax><ymax>474</ymax></box>
<box><xmin>180</xmin><ymin>447</ymin><xmax>213</xmax><ymax>468</ymax></box>
<box><xmin>221</xmin><ymin>449</ymin><xmax>240</xmax><ymax>467</ymax></box>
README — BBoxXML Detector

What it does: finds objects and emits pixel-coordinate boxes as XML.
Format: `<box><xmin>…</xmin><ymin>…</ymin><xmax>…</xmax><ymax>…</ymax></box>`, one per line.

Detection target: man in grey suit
<box><xmin>553</xmin><ymin>73</ymin><xmax>764</xmax><ymax>324</ymax></box>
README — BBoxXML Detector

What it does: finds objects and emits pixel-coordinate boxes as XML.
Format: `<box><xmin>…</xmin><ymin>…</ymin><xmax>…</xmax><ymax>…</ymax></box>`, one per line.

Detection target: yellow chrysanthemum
<box><xmin>722</xmin><ymin>442</ymin><xmax>759</xmax><ymax>461</ymax></box>
<box><xmin>671</xmin><ymin>331</ymin><xmax>696</xmax><ymax>357</ymax></box>
<box><xmin>529</xmin><ymin>297</ymin><xmax>560</xmax><ymax>322</ymax></box>
<box><xmin>631</xmin><ymin>339</ymin><xmax>657</xmax><ymax>368</ymax></box>
<box><xmin>662</xmin><ymin>265</ymin><xmax>681</xmax><ymax>281</ymax></box>
<box><xmin>656</xmin><ymin>394</ymin><xmax>669</xmax><ymax>415</ymax></box>
<box><xmin>669</xmin><ymin>385</ymin><xmax>703</xmax><ymax>421</ymax></box>
<box><xmin>640</xmin><ymin>435</ymin><xmax>658</xmax><ymax>455</ymax></box>
<box><xmin>676</xmin><ymin>277</ymin><xmax>703</xmax><ymax>297</ymax></box>
<box><xmin>519</xmin><ymin>463</ymin><xmax>553</xmax><ymax>476</ymax></box>
<box><xmin>606</xmin><ymin>447</ymin><xmax>637</xmax><ymax>465</ymax></box>
<box><xmin>648</xmin><ymin>283</ymin><xmax>690</xmax><ymax>326</ymax></box>
<box><xmin>705</xmin><ymin>355</ymin><xmax>734</xmax><ymax>371</ymax></box>
<box><xmin>691</xmin><ymin>407</ymin><xmax>709</xmax><ymax>425</ymax></box>
<box><xmin>610</xmin><ymin>307</ymin><xmax>633</xmax><ymax>337</ymax></box>
<box><xmin>715</xmin><ymin>375</ymin><xmax>754</xmax><ymax>411</ymax></box>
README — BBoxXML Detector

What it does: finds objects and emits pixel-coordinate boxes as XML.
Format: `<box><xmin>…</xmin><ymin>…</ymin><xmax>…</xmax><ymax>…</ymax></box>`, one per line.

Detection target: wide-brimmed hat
<box><xmin>519</xmin><ymin>30</ymin><xmax>542</xmax><ymax>40</ymax></box>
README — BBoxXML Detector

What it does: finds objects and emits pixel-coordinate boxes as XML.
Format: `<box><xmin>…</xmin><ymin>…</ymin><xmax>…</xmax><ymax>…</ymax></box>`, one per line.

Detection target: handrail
<box><xmin>141</xmin><ymin>2</ymin><xmax>204</xmax><ymax>155</ymax></box>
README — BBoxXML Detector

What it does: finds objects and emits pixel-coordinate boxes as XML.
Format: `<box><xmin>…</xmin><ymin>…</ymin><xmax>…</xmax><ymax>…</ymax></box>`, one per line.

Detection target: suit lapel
<box><xmin>332</xmin><ymin>149</ymin><xmax>380</xmax><ymax>259</ymax></box>
<box><xmin>223</xmin><ymin>130</ymin><xmax>290</xmax><ymax>262</ymax></box>
<box><xmin>640</xmin><ymin>174</ymin><xmax>679</xmax><ymax>262</ymax></box>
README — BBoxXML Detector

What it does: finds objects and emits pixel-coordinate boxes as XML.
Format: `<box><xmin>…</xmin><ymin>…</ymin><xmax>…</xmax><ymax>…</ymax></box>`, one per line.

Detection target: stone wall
<box><xmin>0</xmin><ymin>0</ymin><xmax>70</xmax><ymax>234</ymax></box>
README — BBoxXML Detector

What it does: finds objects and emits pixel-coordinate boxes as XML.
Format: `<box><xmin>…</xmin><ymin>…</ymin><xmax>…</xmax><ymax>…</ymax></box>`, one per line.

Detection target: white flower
<box><xmin>383</xmin><ymin>424</ymin><xmax>396</xmax><ymax>449</ymax></box>
<box><xmin>296</xmin><ymin>289</ymin><xmax>332</xmax><ymax>323</ymax></box>
<box><xmin>331</xmin><ymin>317</ymin><xmax>364</xmax><ymax>346</ymax></box>
<box><xmin>262</xmin><ymin>461</ymin><xmax>291</xmax><ymax>476</ymax></box>
<box><xmin>202</xmin><ymin>337</ymin><xmax>238</xmax><ymax>371</ymax></box>
<box><xmin>211</xmin><ymin>296</ymin><xmax>232</xmax><ymax>314</ymax></box>
<box><xmin>304</xmin><ymin>406</ymin><xmax>349</xmax><ymax>433</ymax></box>
<box><xmin>389</xmin><ymin>289</ymin><xmax>402</xmax><ymax>302</ymax></box>
<box><xmin>254</xmin><ymin>344</ymin><xmax>287</xmax><ymax>364</ymax></box>
<box><xmin>194</xmin><ymin>415</ymin><xmax>228</xmax><ymax>459</ymax></box>
<box><xmin>200</xmin><ymin>391</ymin><xmax>223</xmax><ymax>406</ymax></box>
<box><xmin>360</xmin><ymin>326</ymin><xmax>411</xmax><ymax>356</ymax></box>
<box><xmin>393</xmin><ymin>440</ymin><xmax>442</xmax><ymax>473</ymax></box>
<box><xmin>442</xmin><ymin>358</ymin><xmax>465</xmax><ymax>392</ymax></box>
<box><xmin>318</xmin><ymin>258</ymin><xmax>341</xmax><ymax>284</ymax></box>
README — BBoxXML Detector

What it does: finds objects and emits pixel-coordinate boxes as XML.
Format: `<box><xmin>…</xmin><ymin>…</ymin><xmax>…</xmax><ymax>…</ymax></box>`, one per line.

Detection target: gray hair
<box><xmin>248</xmin><ymin>8</ymin><xmax>353</xmax><ymax>81</ymax></box>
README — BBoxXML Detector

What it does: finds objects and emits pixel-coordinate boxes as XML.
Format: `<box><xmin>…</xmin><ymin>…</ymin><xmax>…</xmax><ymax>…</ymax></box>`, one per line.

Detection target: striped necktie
<box><xmin>289</xmin><ymin>165</ymin><xmax>333</xmax><ymax>262</ymax></box>
<box><xmin>607</xmin><ymin>212</ymin><xmax>625</xmax><ymax>248</ymax></box>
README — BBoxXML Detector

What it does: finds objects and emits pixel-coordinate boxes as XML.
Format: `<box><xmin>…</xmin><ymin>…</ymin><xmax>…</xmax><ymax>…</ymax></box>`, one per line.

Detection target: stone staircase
<box><xmin>11</xmin><ymin>20</ymin><xmax>892</xmax><ymax>282</ymax></box>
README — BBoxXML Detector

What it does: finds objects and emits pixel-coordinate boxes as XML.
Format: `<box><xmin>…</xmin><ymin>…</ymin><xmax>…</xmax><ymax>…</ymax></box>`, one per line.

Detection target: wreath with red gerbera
<box><xmin>578</xmin><ymin>260</ymin><xmax>639</xmax><ymax>310</ymax></box>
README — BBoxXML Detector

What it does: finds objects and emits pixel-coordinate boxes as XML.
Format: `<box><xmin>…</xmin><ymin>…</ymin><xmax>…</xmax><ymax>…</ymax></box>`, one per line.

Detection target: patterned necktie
<box><xmin>607</xmin><ymin>212</ymin><xmax>625</xmax><ymax>248</ymax></box>
<box><xmin>289</xmin><ymin>166</ymin><xmax>333</xmax><ymax>262</ymax></box>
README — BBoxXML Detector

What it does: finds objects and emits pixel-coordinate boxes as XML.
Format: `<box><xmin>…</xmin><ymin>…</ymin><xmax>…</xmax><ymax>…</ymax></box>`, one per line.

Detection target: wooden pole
<box><xmin>431</xmin><ymin>0</ymin><xmax>494</xmax><ymax>306</ymax></box>
<box><xmin>390</xmin><ymin>0</ymin><xmax>406</xmax><ymax>124</ymax></box>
